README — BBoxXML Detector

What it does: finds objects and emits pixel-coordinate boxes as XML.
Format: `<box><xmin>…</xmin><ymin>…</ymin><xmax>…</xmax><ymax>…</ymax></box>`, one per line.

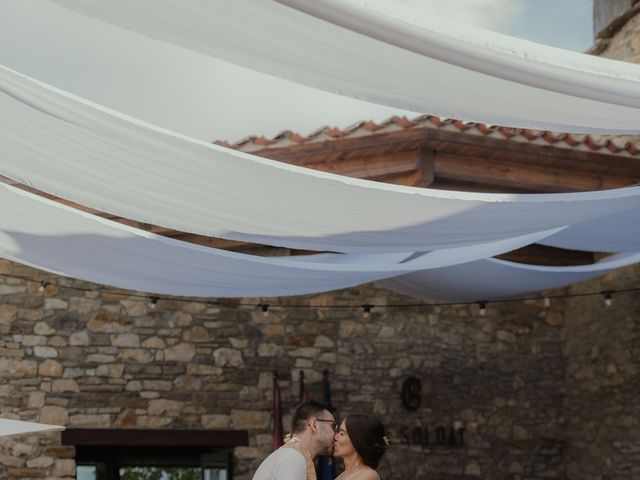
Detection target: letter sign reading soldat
<box><xmin>399</xmin><ymin>426</ymin><xmax>465</xmax><ymax>447</ymax></box>
<box><xmin>398</xmin><ymin>376</ymin><xmax>465</xmax><ymax>447</ymax></box>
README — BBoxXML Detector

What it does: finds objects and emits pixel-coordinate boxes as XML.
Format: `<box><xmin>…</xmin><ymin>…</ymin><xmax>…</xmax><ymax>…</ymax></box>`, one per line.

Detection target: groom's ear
<box><xmin>308</xmin><ymin>417</ymin><xmax>318</xmax><ymax>433</ymax></box>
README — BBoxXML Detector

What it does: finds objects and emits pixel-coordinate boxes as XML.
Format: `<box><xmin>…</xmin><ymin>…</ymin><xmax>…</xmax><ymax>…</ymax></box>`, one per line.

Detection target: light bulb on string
<box><xmin>1</xmin><ymin>269</ymin><xmax>639</xmax><ymax>315</ymax></box>
<box><xmin>602</xmin><ymin>291</ymin><xmax>613</xmax><ymax>307</ymax></box>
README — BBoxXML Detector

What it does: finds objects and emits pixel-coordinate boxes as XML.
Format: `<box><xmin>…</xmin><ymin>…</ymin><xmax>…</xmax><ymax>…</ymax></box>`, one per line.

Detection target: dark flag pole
<box><xmin>322</xmin><ymin>369</ymin><xmax>332</xmax><ymax>407</ymax></box>
<box><xmin>272</xmin><ymin>371</ymin><xmax>283</xmax><ymax>451</ymax></box>
<box><xmin>317</xmin><ymin>369</ymin><xmax>336</xmax><ymax>480</ymax></box>
<box><xmin>299</xmin><ymin>370</ymin><xmax>310</xmax><ymax>403</ymax></box>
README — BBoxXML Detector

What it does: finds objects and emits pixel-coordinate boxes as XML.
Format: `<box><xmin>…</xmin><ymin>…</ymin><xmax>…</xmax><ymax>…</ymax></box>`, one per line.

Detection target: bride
<box><xmin>334</xmin><ymin>414</ymin><xmax>389</xmax><ymax>480</ymax></box>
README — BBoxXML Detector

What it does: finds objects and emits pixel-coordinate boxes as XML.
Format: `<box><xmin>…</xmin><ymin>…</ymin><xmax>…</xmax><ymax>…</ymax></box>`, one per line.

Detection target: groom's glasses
<box><xmin>315</xmin><ymin>419</ymin><xmax>339</xmax><ymax>432</ymax></box>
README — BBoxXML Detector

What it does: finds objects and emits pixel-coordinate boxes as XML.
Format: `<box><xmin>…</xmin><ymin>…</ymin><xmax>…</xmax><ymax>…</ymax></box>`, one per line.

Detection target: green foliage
<box><xmin>120</xmin><ymin>467</ymin><xmax>162</xmax><ymax>480</ymax></box>
<box><xmin>119</xmin><ymin>467</ymin><xmax>200</xmax><ymax>480</ymax></box>
<box><xmin>170</xmin><ymin>468</ymin><xmax>200</xmax><ymax>480</ymax></box>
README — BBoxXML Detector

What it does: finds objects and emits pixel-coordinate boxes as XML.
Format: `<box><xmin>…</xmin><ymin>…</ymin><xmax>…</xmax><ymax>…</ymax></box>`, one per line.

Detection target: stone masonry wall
<box><xmin>594</xmin><ymin>5</ymin><xmax>640</xmax><ymax>61</ymax></box>
<box><xmin>562</xmin><ymin>265</ymin><xmax>640</xmax><ymax>480</ymax></box>
<box><xmin>593</xmin><ymin>0</ymin><xmax>635</xmax><ymax>38</ymax></box>
<box><xmin>0</xmin><ymin>259</ymin><xmax>568</xmax><ymax>479</ymax></box>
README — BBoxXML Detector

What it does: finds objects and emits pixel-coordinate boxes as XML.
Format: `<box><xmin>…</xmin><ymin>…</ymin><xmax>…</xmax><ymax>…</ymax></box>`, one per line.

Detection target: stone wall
<box><xmin>0</xmin><ymin>259</ymin><xmax>570</xmax><ymax>479</ymax></box>
<box><xmin>597</xmin><ymin>13</ymin><xmax>640</xmax><ymax>62</ymax></box>
<box><xmin>562</xmin><ymin>265</ymin><xmax>640</xmax><ymax>480</ymax></box>
<box><xmin>591</xmin><ymin>0</ymin><xmax>640</xmax><ymax>58</ymax></box>
<box><xmin>593</xmin><ymin>0</ymin><xmax>635</xmax><ymax>37</ymax></box>
<box><xmin>369</xmin><ymin>298</ymin><xmax>566</xmax><ymax>480</ymax></box>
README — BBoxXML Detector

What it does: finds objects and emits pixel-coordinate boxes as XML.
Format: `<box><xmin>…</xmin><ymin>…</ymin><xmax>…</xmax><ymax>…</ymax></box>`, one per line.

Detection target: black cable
<box><xmin>4</xmin><ymin>272</ymin><xmax>638</xmax><ymax>312</ymax></box>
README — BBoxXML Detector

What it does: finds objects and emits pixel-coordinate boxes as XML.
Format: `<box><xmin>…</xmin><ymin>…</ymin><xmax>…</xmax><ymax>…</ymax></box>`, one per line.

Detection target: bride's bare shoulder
<box><xmin>359</xmin><ymin>469</ymin><xmax>380</xmax><ymax>480</ymax></box>
<box><xmin>336</xmin><ymin>468</ymin><xmax>380</xmax><ymax>480</ymax></box>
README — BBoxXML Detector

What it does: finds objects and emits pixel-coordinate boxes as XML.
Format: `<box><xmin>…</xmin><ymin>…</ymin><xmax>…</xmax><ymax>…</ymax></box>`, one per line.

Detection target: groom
<box><xmin>252</xmin><ymin>401</ymin><xmax>337</xmax><ymax>480</ymax></box>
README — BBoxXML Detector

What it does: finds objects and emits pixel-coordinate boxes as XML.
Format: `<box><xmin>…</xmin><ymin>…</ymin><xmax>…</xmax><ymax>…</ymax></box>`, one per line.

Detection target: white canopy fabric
<box><xmin>53</xmin><ymin>0</ymin><xmax>640</xmax><ymax>133</ymax></box>
<box><xmin>0</xmin><ymin>418</ymin><xmax>64</xmax><ymax>437</ymax></box>
<box><xmin>0</xmin><ymin>182</ymin><xmax>563</xmax><ymax>297</ymax></box>
<box><xmin>540</xmin><ymin>206</ymin><xmax>640</xmax><ymax>253</ymax></box>
<box><xmin>380</xmin><ymin>253</ymin><xmax>640</xmax><ymax>302</ymax></box>
<box><xmin>3</xmin><ymin>65</ymin><xmax>640</xmax><ymax>254</ymax></box>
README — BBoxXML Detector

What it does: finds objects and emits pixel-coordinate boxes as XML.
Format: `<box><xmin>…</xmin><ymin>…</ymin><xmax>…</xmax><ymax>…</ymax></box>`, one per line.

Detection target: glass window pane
<box><xmin>204</xmin><ymin>468</ymin><xmax>228</xmax><ymax>480</ymax></box>
<box><xmin>77</xmin><ymin>465</ymin><xmax>97</xmax><ymax>480</ymax></box>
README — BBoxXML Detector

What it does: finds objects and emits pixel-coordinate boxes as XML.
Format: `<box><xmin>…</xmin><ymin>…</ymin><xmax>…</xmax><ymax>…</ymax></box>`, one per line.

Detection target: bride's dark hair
<box><xmin>344</xmin><ymin>414</ymin><xmax>389</xmax><ymax>469</ymax></box>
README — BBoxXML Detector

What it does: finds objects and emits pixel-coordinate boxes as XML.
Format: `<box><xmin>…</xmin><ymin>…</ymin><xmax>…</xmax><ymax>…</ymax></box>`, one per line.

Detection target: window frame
<box><xmin>63</xmin><ymin>429</ymin><xmax>248</xmax><ymax>480</ymax></box>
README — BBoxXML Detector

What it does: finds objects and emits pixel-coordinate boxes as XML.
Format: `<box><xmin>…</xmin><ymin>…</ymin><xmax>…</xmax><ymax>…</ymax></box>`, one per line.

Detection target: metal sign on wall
<box><xmin>397</xmin><ymin>376</ymin><xmax>465</xmax><ymax>447</ymax></box>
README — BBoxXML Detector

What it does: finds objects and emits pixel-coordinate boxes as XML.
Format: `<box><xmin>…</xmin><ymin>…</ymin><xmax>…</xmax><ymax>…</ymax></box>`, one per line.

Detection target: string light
<box><xmin>602</xmin><ymin>291</ymin><xmax>613</xmax><ymax>307</ymax></box>
<box><xmin>258</xmin><ymin>303</ymin><xmax>270</xmax><ymax>316</ymax></box>
<box><xmin>1</xmin><ymin>272</ymin><xmax>639</xmax><ymax>313</ymax></box>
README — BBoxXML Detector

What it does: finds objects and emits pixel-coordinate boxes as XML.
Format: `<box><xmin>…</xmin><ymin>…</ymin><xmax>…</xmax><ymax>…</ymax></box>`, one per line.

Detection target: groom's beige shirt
<box><xmin>252</xmin><ymin>436</ymin><xmax>316</xmax><ymax>480</ymax></box>
<box><xmin>283</xmin><ymin>436</ymin><xmax>317</xmax><ymax>480</ymax></box>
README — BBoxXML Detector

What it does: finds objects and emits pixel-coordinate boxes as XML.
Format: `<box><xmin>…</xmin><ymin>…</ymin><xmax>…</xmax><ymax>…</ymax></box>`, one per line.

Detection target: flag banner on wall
<box><xmin>299</xmin><ymin>370</ymin><xmax>310</xmax><ymax>403</ymax></box>
<box><xmin>272</xmin><ymin>371</ymin><xmax>283</xmax><ymax>451</ymax></box>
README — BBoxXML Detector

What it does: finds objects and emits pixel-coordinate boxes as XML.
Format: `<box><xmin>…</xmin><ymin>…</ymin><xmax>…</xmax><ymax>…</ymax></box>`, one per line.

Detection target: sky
<box><xmin>0</xmin><ymin>0</ymin><xmax>595</xmax><ymax>143</ymax></box>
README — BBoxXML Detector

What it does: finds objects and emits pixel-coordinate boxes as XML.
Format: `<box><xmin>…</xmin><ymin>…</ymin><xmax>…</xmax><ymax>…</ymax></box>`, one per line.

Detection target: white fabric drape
<box><xmin>3</xmin><ymin>65</ymin><xmax>640</xmax><ymax>254</ymax></box>
<box><xmin>380</xmin><ymin>253</ymin><xmax>640</xmax><ymax>302</ymax></box>
<box><xmin>540</xmin><ymin>206</ymin><xmax>640</xmax><ymax>253</ymax></box>
<box><xmin>0</xmin><ymin>418</ymin><xmax>64</xmax><ymax>437</ymax></box>
<box><xmin>53</xmin><ymin>0</ymin><xmax>640</xmax><ymax>133</ymax></box>
<box><xmin>0</xmin><ymin>182</ymin><xmax>563</xmax><ymax>297</ymax></box>
<box><xmin>0</xmin><ymin>2</ymin><xmax>637</xmax><ymax>300</ymax></box>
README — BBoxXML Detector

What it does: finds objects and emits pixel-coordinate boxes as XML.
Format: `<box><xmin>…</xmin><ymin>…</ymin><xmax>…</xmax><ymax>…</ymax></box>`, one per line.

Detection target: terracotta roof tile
<box><xmin>542</xmin><ymin>131</ymin><xmax>558</xmax><ymax>144</ymax></box>
<box><xmin>215</xmin><ymin>114</ymin><xmax>640</xmax><ymax>157</ymax></box>
<box><xmin>496</xmin><ymin>127</ymin><xmax>517</xmax><ymax>139</ymax></box>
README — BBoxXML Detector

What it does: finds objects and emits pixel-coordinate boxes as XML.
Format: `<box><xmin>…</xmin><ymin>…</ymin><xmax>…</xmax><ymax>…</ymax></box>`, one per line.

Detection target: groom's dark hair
<box><xmin>291</xmin><ymin>400</ymin><xmax>334</xmax><ymax>433</ymax></box>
